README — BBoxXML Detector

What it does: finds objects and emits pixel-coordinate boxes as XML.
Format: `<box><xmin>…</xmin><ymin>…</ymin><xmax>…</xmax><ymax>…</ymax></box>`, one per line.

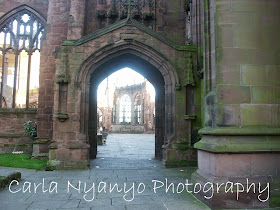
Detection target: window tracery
<box><xmin>119</xmin><ymin>94</ymin><xmax>131</xmax><ymax>123</ymax></box>
<box><xmin>0</xmin><ymin>11</ymin><xmax>44</xmax><ymax>108</ymax></box>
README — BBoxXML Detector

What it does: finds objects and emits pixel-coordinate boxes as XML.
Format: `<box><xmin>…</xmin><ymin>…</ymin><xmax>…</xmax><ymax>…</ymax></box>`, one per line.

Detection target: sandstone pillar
<box><xmin>192</xmin><ymin>0</ymin><xmax>280</xmax><ymax>208</ymax></box>
<box><xmin>37</xmin><ymin>0</ymin><xmax>70</xmax><ymax>139</ymax></box>
<box><xmin>44</xmin><ymin>0</ymin><xmax>89</xmax><ymax>169</ymax></box>
<box><xmin>67</xmin><ymin>0</ymin><xmax>85</xmax><ymax>40</ymax></box>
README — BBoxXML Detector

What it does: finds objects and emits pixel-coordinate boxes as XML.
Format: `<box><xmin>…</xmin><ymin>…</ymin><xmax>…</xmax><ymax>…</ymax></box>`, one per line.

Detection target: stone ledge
<box><xmin>55</xmin><ymin>74</ymin><xmax>71</xmax><ymax>84</ymax></box>
<box><xmin>184</xmin><ymin>115</ymin><xmax>196</xmax><ymax>120</ymax></box>
<box><xmin>194</xmin><ymin>135</ymin><xmax>280</xmax><ymax>153</ymax></box>
<box><xmin>46</xmin><ymin>160</ymin><xmax>89</xmax><ymax>170</ymax></box>
<box><xmin>62</xmin><ymin>17</ymin><xmax>197</xmax><ymax>52</ymax></box>
<box><xmin>56</xmin><ymin>113</ymin><xmax>69</xmax><ymax>122</ymax></box>
<box><xmin>199</xmin><ymin>126</ymin><xmax>280</xmax><ymax>136</ymax></box>
<box><xmin>0</xmin><ymin>133</ymin><xmax>24</xmax><ymax>138</ymax></box>
<box><xmin>31</xmin><ymin>153</ymin><xmax>49</xmax><ymax>160</ymax></box>
<box><xmin>0</xmin><ymin>172</ymin><xmax>21</xmax><ymax>190</ymax></box>
<box><xmin>33</xmin><ymin>139</ymin><xmax>50</xmax><ymax>144</ymax></box>
<box><xmin>0</xmin><ymin>108</ymin><xmax>37</xmax><ymax>115</ymax></box>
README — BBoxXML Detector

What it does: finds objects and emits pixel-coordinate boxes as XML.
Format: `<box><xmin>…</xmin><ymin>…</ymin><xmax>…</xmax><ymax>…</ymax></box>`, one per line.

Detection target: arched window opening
<box><xmin>119</xmin><ymin>94</ymin><xmax>131</xmax><ymax>124</ymax></box>
<box><xmin>112</xmin><ymin>104</ymin><xmax>116</xmax><ymax>124</ymax></box>
<box><xmin>134</xmin><ymin>94</ymin><xmax>142</xmax><ymax>125</ymax></box>
<box><xmin>0</xmin><ymin>11</ymin><xmax>44</xmax><ymax>108</ymax></box>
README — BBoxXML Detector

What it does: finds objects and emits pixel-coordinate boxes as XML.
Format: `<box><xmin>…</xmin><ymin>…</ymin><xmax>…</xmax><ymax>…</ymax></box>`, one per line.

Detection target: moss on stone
<box><xmin>56</xmin><ymin>113</ymin><xmax>69</xmax><ymax>122</ymax></box>
<box><xmin>195</xmin><ymin>135</ymin><xmax>280</xmax><ymax>153</ymax></box>
<box><xmin>199</xmin><ymin>126</ymin><xmax>280</xmax><ymax>136</ymax></box>
<box><xmin>165</xmin><ymin>160</ymin><xmax>197</xmax><ymax>167</ymax></box>
<box><xmin>0</xmin><ymin>172</ymin><xmax>21</xmax><ymax>190</ymax></box>
<box><xmin>0</xmin><ymin>133</ymin><xmax>23</xmax><ymax>138</ymax></box>
<box><xmin>62</xmin><ymin>17</ymin><xmax>197</xmax><ymax>52</ymax></box>
<box><xmin>45</xmin><ymin>160</ymin><xmax>60</xmax><ymax>171</ymax></box>
<box><xmin>167</xmin><ymin>150</ymin><xmax>177</xmax><ymax>161</ymax></box>
<box><xmin>176</xmin><ymin>90</ymin><xmax>185</xmax><ymax>118</ymax></box>
<box><xmin>170</xmin><ymin>34</ymin><xmax>184</xmax><ymax>44</ymax></box>
<box><xmin>3</xmin><ymin>144</ymin><xmax>15</xmax><ymax>147</ymax></box>
<box><xmin>49</xmin><ymin>150</ymin><xmax>56</xmax><ymax>160</ymax></box>
<box><xmin>0</xmin><ymin>109</ymin><xmax>37</xmax><ymax>115</ymax></box>
<box><xmin>33</xmin><ymin>139</ymin><xmax>50</xmax><ymax>144</ymax></box>
<box><xmin>17</xmin><ymin>144</ymin><xmax>28</xmax><ymax>147</ymax></box>
<box><xmin>172</xmin><ymin>140</ymin><xmax>192</xmax><ymax>150</ymax></box>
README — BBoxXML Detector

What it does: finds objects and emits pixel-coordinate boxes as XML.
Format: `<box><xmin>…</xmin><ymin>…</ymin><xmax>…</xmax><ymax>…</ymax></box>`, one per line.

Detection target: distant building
<box><xmin>99</xmin><ymin>82</ymin><xmax>155</xmax><ymax>134</ymax></box>
<box><xmin>112</xmin><ymin>82</ymin><xmax>154</xmax><ymax>133</ymax></box>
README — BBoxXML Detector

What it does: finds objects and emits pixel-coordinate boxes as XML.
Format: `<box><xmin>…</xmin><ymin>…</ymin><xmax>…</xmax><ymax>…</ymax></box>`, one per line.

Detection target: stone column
<box><xmin>67</xmin><ymin>0</ymin><xmax>86</xmax><ymax>40</ymax></box>
<box><xmin>37</xmin><ymin>0</ymin><xmax>70</xmax><ymax>139</ymax></box>
<box><xmin>192</xmin><ymin>0</ymin><xmax>280</xmax><ymax>209</ymax></box>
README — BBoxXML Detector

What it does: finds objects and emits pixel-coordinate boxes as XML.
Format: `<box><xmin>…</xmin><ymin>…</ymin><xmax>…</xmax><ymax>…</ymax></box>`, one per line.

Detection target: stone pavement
<box><xmin>0</xmin><ymin>134</ymin><xmax>209</xmax><ymax>210</ymax></box>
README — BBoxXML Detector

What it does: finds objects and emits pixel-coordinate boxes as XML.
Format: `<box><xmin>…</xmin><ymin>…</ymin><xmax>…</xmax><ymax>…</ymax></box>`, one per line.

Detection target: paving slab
<box><xmin>0</xmin><ymin>134</ymin><xmax>209</xmax><ymax>210</ymax></box>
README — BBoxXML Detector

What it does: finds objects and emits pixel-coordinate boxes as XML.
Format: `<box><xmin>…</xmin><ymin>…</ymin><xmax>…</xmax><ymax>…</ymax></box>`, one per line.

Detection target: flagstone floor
<box><xmin>0</xmin><ymin>134</ymin><xmax>209</xmax><ymax>210</ymax></box>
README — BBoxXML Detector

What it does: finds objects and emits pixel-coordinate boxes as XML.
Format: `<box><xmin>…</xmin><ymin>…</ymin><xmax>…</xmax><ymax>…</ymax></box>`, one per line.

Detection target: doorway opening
<box><xmin>96</xmin><ymin>68</ymin><xmax>156</xmax><ymax>161</ymax></box>
<box><xmin>88</xmin><ymin>53</ymin><xmax>166</xmax><ymax>163</ymax></box>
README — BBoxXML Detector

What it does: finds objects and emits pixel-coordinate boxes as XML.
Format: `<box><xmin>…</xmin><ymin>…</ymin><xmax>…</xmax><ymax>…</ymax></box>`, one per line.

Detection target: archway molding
<box><xmin>0</xmin><ymin>4</ymin><xmax>47</xmax><ymax>27</ymax></box>
<box><xmin>75</xmin><ymin>40</ymin><xmax>179</xmax><ymax>158</ymax></box>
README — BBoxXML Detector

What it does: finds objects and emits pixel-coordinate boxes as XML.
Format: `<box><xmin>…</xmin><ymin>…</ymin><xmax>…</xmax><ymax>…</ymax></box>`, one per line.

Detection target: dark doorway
<box><xmin>88</xmin><ymin>54</ymin><xmax>165</xmax><ymax>160</ymax></box>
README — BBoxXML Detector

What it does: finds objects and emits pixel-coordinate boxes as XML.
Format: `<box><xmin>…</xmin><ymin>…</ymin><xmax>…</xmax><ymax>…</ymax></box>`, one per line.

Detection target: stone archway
<box><xmin>76</xmin><ymin>40</ymin><xmax>179</xmax><ymax>162</ymax></box>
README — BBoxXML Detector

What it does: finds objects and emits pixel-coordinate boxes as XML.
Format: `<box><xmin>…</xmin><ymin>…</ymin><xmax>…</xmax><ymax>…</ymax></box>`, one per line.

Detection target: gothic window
<box><xmin>119</xmin><ymin>94</ymin><xmax>131</xmax><ymax>123</ymax></box>
<box><xmin>0</xmin><ymin>12</ymin><xmax>44</xmax><ymax>108</ymax></box>
<box><xmin>134</xmin><ymin>94</ymin><xmax>141</xmax><ymax>124</ymax></box>
<box><xmin>136</xmin><ymin>104</ymin><xmax>141</xmax><ymax>124</ymax></box>
<box><xmin>112</xmin><ymin>104</ymin><xmax>116</xmax><ymax>124</ymax></box>
<box><xmin>134</xmin><ymin>103</ymin><xmax>141</xmax><ymax>124</ymax></box>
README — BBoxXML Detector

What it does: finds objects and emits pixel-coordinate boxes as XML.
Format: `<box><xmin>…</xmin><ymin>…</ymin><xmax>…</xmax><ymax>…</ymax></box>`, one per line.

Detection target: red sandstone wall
<box><xmin>84</xmin><ymin>0</ymin><xmax>186</xmax><ymax>44</ymax></box>
<box><xmin>0</xmin><ymin>0</ymin><xmax>49</xmax><ymax>18</ymax></box>
<box><xmin>0</xmin><ymin>1</ymin><xmax>48</xmax><ymax>153</ymax></box>
<box><xmin>37</xmin><ymin>0</ymin><xmax>71</xmax><ymax>139</ymax></box>
<box><xmin>0</xmin><ymin>111</ymin><xmax>37</xmax><ymax>153</ymax></box>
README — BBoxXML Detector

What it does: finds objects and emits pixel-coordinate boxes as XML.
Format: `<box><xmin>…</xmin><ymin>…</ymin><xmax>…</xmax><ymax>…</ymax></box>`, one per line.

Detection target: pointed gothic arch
<box><xmin>0</xmin><ymin>4</ymin><xmax>46</xmax><ymax>27</ymax></box>
<box><xmin>0</xmin><ymin>4</ymin><xmax>46</xmax><ymax>108</ymax></box>
<box><xmin>76</xmin><ymin>40</ymin><xmax>179</xmax><ymax>159</ymax></box>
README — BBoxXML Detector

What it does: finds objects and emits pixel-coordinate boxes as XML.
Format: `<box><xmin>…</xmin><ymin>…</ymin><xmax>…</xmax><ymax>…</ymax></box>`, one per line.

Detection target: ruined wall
<box><xmin>111</xmin><ymin>82</ymin><xmax>155</xmax><ymax>133</ymax></box>
<box><xmin>0</xmin><ymin>110</ymin><xmax>37</xmax><ymax>154</ymax></box>
<box><xmin>37</xmin><ymin>0</ymin><xmax>71</xmax><ymax>140</ymax></box>
<box><xmin>0</xmin><ymin>1</ymin><xmax>48</xmax><ymax>153</ymax></box>
<box><xmin>0</xmin><ymin>0</ymin><xmax>201</xmax><ymax>168</ymax></box>
<box><xmin>84</xmin><ymin>0</ymin><xmax>187</xmax><ymax>44</ymax></box>
<box><xmin>48</xmin><ymin>20</ymin><xmax>197</xmax><ymax>168</ymax></box>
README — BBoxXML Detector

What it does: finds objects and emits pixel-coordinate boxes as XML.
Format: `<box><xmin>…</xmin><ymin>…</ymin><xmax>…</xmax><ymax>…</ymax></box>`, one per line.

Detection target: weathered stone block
<box><xmin>215</xmin><ymin>153</ymin><xmax>252</xmax><ymax>177</ymax></box>
<box><xmin>197</xmin><ymin>150</ymin><xmax>210</xmax><ymax>174</ymax></box>
<box><xmin>241</xmin><ymin>104</ymin><xmax>279</xmax><ymax>127</ymax></box>
<box><xmin>55</xmin><ymin>149</ymin><xmax>71</xmax><ymax>161</ymax></box>
<box><xmin>216</xmin><ymin>10</ymin><xmax>262</xmax><ymax>26</ymax></box>
<box><xmin>216</xmin><ymin>0</ymin><xmax>231</xmax><ymax>11</ymax></box>
<box><xmin>0</xmin><ymin>172</ymin><xmax>21</xmax><ymax>190</ymax></box>
<box><xmin>233</xmin><ymin>25</ymin><xmax>260</xmax><ymax>49</ymax></box>
<box><xmin>231</xmin><ymin>0</ymin><xmax>268</xmax><ymax>12</ymax></box>
<box><xmin>217</xmin><ymin>65</ymin><xmax>240</xmax><ymax>85</ymax></box>
<box><xmin>241</xmin><ymin>65</ymin><xmax>280</xmax><ymax>86</ymax></box>
<box><xmin>252</xmin><ymin>86</ymin><xmax>280</xmax><ymax>104</ymax></box>
<box><xmin>216</xmin><ymin>25</ymin><xmax>233</xmax><ymax>48</ymax></box>
<box><xmin>217</xmin><ymin>85</ymin><xmax>250</xmax><ymax>104</ymax></box>
<box><xmin>251</xmin><ymin>154</ymin><xmax>280</xmax><ymax>176</ymax></box>
<box><xmin>216</xmin><ymin>104</ymin><xmax>241</xmax><ymax>126</ymax></box>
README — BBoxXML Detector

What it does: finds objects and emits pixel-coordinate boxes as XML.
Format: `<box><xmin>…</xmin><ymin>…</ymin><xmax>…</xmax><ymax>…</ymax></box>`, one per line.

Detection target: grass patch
<box><xmin>0</xmin><ymin>176</ymin><xmax>4</xmax><ymax>179</ymax></box>
<box><xmin>0</xmin><ymin>154</ymin><xmax>47</xmax><ymax>170</ymax></box>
